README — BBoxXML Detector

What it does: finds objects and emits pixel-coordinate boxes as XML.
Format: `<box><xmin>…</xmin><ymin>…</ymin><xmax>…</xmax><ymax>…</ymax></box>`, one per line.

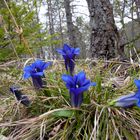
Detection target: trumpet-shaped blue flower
<box><xmin>57</xmin><ymin>44</ymin><xmax>80</xmax><ymax>75</ymax></box>
<box><xmin>62</xmin><ymin>71</ymin><xmax>96</xmax><ymax>107</ymax></box>
<box><xmin>23</xmin><ymin>60</ymin><xmax>51</xmax><ymax>89</ymax></box>
<box><xmin>111</xmin><ymin>79</ymin><xmax>140</xmax><ymax>108</ymax></box>
<box><xmin>10</xmin><ymin>86</ymin><xmax>30</xmax><ymax>106</ymax></box>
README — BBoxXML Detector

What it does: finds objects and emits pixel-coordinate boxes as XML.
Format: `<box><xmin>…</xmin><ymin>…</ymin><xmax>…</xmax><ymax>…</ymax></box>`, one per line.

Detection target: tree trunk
<box><xmin>64</xmin><ymin>0</ymin><xmax>77</xmax><ymax>47</ymax></box>
<box><xmin>86</xmin><ymin>0</ymin><xmax>122</xmax><ymax>59</ymax></box>
<box><xmin>34</xmin><ymin>0</ymin><xmax>44</xmax><ymax>59</ymax></box>
<box><xmin>56</xmin><ymin>0</ymin><xmax>64</xmax><ymax>46</ymax></box>
<box><xmin>64</xmin><ymin>0</ymin><xmax>87</xmax><ymax>58</ymax></box>
<box><xmin>47</xmin><ymin>0</ymin><xmax>55</xmax><ymax>59</ymax></box>
<box><xmin>134</xmin><ymin>0</ymin><xmax>140</xmax><ymax>23</ymax></box>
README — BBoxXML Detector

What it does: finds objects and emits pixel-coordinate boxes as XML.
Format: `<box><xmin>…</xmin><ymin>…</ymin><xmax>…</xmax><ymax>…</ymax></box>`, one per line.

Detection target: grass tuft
<box><xmin>0</xmin><ymin>60</ymin><xmax>140</xmax><ymax>139</ymax></box>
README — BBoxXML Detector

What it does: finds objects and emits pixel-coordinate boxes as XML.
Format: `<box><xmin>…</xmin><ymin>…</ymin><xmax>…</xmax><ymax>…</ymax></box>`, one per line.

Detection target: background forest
<box><xmin>1</xmin><ymin>0</ymin><xmax>140</xmax><ymax>61</ymax></box>
<box><xmin>1</xmin><ymin>0</ymin><xmax>140</xmax><ymax>140</ymax></box>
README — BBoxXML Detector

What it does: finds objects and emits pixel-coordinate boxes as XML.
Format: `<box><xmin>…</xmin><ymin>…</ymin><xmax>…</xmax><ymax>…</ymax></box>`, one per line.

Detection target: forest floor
<box><xmin>0</xmin><ymin>59</ymin><xmax>140</xmax><ymax>140</ymax></box>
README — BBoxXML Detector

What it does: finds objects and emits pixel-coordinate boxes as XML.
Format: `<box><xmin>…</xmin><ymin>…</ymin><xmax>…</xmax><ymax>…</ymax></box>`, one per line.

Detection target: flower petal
<box><xmin>34</xmin><ymin>59</ymin><xmax>43</xmax><ymax>66</ymax></box>
<box><xmin>71</xmin><ymin>84</ymin><xmax>90</xmax><ymax>95</ymax></box>
<box><xmin>135</xmin><ymin>90</ymin><xmax>140</xmax><ymax>98</ymax></box>
<box><xmin>115</xmin><ymin>99</ymin><xmax>137</xmax><ymax>108</ymax></box>
<box><xmin>74</xmin><ymin>48</ymin><xmax>80</xmax><ymax>55</ymax></box>
<box><xmin>33</xmin><ymin>60</ymin><xmax>51</xmax><ymax>72</ymax></box>
<box><xmin>62</xmin><ymin>74</ymin><xmax>74</xmax><ymax>89</ymax></box>
<box><xmin>62</xmin><ymin>74</ymin><xmax>72</xmax><ymax>82</ymax></box>
<box><xmin>82</xmin><ymin>79</ymin><xmax>90</xmax><ymax>86</ymax></box>
<box><xmin>56</xmin><ymin>48</ymin><xmax>66</xmax><ymax>55</ymax></box>
<box><xmin>76</xmin><ymin>71</ymin><xmax>86</xmax><ymax>84</ymax></box>
<box><xmin>62</xmin><ymin>74</ymin><xmax>73</xmax><ymax>83</ymax></box>
<box><xmin>23</xmin><ymin>72</ymin><xmax>31</xmax><ymax>79</ymax></box>
<box><xmin>113</xmin><ymin>93</ymin><xmax>139</xmax><ymax>108</ymax></box>
<box><xmin>63</xmin><ymin>44</ymin><xmax>71</xmax><ymax>51</ymax></box>
<box><xmin>78</xmin><ymin>84</ymin><xmax>90</xmax><ymax>93</ymax></box>
<box><xmin>34</xmin><ymin>60</ymin><xmax>45</xmax><ymax>70</ymax></box>
<box><xmin>137</xmin><ymin>99</ymin><xmax>140</xmax><ymax>107</ymax></box>
<box><xmin>90</xmin><ymin>82</ymin><xmax>96</xmax><ymax>86</ymax></box>
<box><xmin>115</xmin><ymin>93</ymin><xmax>135</xmax><ymax>102</ymax></box>
<box><xmin>42</xmin><ymin>62</ymin><xmax>51</xmax><ymax>70</ymax></box>
<box><xmin>134</xmin><ymin>79</ymin><xmax>140</xmax><ymax>89</ymax></box>
<box><xmin>23</xmin><ymin>65</ymin><xmax>33</xmax><ymax>72</ymax></box>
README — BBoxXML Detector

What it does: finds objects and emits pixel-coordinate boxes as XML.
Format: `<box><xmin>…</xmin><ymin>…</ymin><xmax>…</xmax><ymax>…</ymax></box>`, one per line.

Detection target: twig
<box><xmin>3</xmin><ymin>0</ymin><xmax>35</xmax><ymax>59</ymax></box>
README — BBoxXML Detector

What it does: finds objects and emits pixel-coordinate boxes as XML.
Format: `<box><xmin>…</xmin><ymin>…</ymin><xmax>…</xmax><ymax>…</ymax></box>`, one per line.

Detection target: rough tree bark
<box><xmin>64</xmin><ymin>0</ymin><xmax>77</xmax><ymax>47</ymax></box>
<box><xmin>34</xmin><ymin>0</ymin><xmax>44</xmax><ymax>59</ymax></box>
<box><xmin>47</xmin><ymin>0</ymin><xmax>56</xmax><ymax>59</ymax></box>
<box><xmin>56</xmin><ymin>0</ymin><xmax>64</xmax><ymax>46</ymax></box>
<box><xmin>64</xmin><ymin>0</ymin><xmax>87</xmax><ymax>58</ymax></box>
<box><xmin>86</xmin><ymin>0</ymin><xmax>123</xmax><ymax>59</ymax></box>
<box><xmin>134</xmin><ymin>0</ymin><xmax>140</xmax><ymax>23</ymax></box>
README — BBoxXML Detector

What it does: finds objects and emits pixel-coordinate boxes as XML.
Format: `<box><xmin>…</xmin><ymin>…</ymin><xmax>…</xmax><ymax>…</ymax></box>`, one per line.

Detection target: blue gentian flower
<box><xmin>62</xmin><ymin>71</ymin><xmax>96</xmax><ymax>107</ymax></box>
<box><xmin>10</xmin><ymin>86</ymin><xmax>30</xmax><ymax>106</ymax></box>
<box><xmin>23</xmin><ymin>60</ymin><xmax>51</xmax><ymax>89</ymax></box>
<box><xmin>57</xmin><ymin>44</ymin><xmax>80</xmax><ymax>75</ymax></box>
<box><xmin>110</xmin><ymin>79</ymin><xmax>140</xmax><ymax>108</ymax></box>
